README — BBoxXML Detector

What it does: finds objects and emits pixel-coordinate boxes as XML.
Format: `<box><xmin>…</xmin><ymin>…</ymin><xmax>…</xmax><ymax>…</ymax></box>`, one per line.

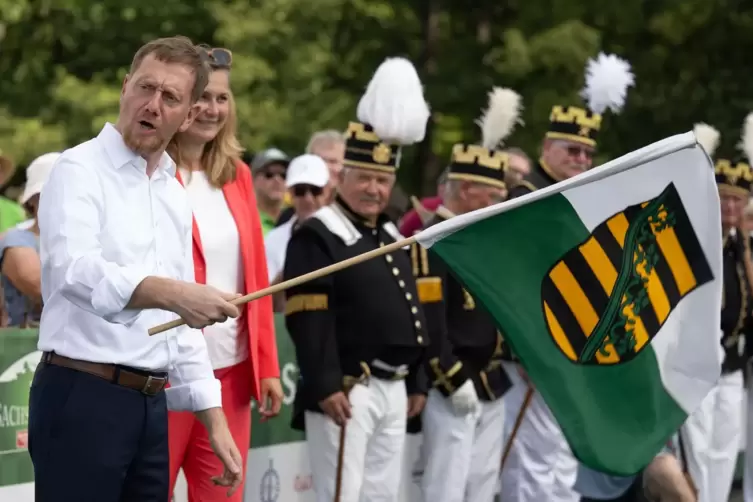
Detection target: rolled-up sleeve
<box><xmin>164</xmin><ymin>212</ymin><xmax>222</xmax><ymax>412</ymax></box>
<box><xmin>38</xmin><ymin>155</ymin><xmax>150</xmax><ymax>325</ymax></box>
<box><xmin>165</xmin><ymin>325</ymin><xmax>222</xmax><ymax>411</ymax></box>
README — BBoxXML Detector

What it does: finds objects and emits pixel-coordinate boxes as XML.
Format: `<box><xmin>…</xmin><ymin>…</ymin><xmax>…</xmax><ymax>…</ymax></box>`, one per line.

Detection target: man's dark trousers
<box><xmin>29</xmin><ymin>362</ymin><xmax>169</xmax><ymax>502</ymax></box>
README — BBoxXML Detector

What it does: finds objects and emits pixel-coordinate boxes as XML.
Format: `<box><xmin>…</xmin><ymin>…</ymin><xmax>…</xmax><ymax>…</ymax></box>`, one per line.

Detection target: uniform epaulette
<box><xmin>410</xmin><ymin>242</ymin><xmax>442</xmax><ymax>304</ymax></box>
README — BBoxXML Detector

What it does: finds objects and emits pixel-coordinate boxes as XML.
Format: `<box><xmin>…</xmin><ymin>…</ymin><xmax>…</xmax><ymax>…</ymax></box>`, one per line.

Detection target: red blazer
<box><xmin>176</xmin><ymin>161</ymin><xmax>279</xmax><ymax>401</ymax></box>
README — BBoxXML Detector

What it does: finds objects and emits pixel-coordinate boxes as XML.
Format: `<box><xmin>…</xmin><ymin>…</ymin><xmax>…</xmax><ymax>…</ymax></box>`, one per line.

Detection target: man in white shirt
<box><xmin>264</xmin><ymin>153</ymin><xmax>329</xmax><ymax>284</ymax></box>
<box><xmin>30</xmin><ymin>36</ymin><xmax>243</xmax><ymax>502</ymax></box>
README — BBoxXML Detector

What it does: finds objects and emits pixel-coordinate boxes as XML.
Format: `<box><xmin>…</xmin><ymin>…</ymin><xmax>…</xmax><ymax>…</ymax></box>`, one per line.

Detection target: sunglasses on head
<box><xmin>292</xmin><ymin>185</ymin><xmax>324</xmax><ymax>198</ymax></box>
<box><xmin>204</xmin><ymin>47</ymin><xmax>233</xmax><ymax>69</ymax></box>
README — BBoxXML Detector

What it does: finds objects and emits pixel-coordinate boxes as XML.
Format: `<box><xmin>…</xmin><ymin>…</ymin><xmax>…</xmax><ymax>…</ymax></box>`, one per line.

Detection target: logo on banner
<box><xmin>0</xmin><ymin>351</ymin><xmax>42</xmax><ymax>455</ymax></box>
<box><xmin>541</xmin><ymin>183</ymin><xmax>713</xmax><ymax>365</ymax></box>
<box><xmin>260</xmin><ymin>458</ymin><xmax>281</xmax><ymax>502</ymax></box>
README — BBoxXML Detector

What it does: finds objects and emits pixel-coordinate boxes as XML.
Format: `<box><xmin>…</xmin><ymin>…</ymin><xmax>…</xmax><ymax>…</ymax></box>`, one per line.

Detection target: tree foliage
<box><xmin>1</xmin><ymin>0</ymin><xmax>752</xmax><ymax>193</ymax></box>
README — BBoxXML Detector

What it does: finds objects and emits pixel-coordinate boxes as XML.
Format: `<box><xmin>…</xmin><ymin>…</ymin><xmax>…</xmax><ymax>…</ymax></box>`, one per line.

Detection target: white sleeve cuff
<box><xmin>90</xmin><ymin>265</ymin><xmax>149</xmax><ymax>325</ymax></box>
<box><xmin>165</xmin><ymin>377</ymin><xmax>222</xmax><ymax>412</ymax></box>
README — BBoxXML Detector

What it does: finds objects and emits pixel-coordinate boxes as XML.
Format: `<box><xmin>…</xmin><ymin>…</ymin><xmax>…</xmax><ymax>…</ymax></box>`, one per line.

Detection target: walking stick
<box><xmin>500</xmin><ymin>386</ymin><xmax>534</xmax><ymax>470</ymax></box>
<box><xmin>334</xmin><ymin>422</ymin><xmax>347</xmax><ymax>502</ymax></box>
<box><xmin>333</xmin><ymin>367</ymin><xmax>368</xmax><ymax>502</ymax></box>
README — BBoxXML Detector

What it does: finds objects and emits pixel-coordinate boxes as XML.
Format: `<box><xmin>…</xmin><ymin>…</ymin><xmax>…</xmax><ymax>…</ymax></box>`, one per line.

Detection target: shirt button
<box><xmin>417</xmin><ymin>335</ymin><xmax>424</xmax><ymax>344</ymax></box>
<box><xmin>398</xmin><ymin>280</ymin><xmax>405</xmax><ymax>288</ymax></box>
<box><xmin>411</xmin><ymin>306</ymin><xmax>418</xmax><ymax>314</ymax></box>
<box><xmin>405</xmin><ymin>293</ymin><xmax>413</xmax><ymax>301</ymax></box>
<box><xmin>392</xmin><ymin>268</ymin><xmax>400</xmax><ymax>276</ymax></box>
<box><xmin>386</xmin><ymin>255</ymin><xmax>393</xmax><ymax>263</ymax></box>
<box><xmin>414</xmin><ymin>320</ymin><xmax>422</xmax><ymax>329</ymax></box>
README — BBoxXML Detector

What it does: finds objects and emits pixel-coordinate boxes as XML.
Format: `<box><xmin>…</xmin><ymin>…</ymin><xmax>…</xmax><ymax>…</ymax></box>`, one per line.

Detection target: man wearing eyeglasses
<box><xmin>264</xmin><ymin>153</ymin><xmax>329</xmax><ymax>285</ymax></box>
<box><xmin>251</xmin><ymin>148</ymin><xmax>290</xmax><ymax>235</ymax></box>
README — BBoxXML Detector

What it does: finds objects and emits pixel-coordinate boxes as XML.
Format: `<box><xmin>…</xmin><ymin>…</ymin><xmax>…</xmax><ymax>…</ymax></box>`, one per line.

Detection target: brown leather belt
<box><xmin>41</xmin><ymin>352</ymin><xmax>168</xmax><ymax>396</ymax></box>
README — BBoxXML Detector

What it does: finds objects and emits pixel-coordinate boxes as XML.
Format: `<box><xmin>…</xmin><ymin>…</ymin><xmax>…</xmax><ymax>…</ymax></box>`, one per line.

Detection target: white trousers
<box><xmin>742</xmin><ymin>369</ymin><xmax>753</xmax><ymax>502</ymax></box>
<box><xmin>498</xmin><ymin>361</ymin><xmax>578</xmax><ymax>502</ymax></box>
<box><xmin>684</xmin><ymin>369</ymin><xmax>743</xmax><ymax>502</ymax></box>
<box><xmin>305</xmin><ymin>378</ymin><xmax>407</xmax><ymax>502</ymax></box>
<box><xmin>420</xmin><ymin>389</ymin><xmax>506</xmax><ymax>502</ymax></box>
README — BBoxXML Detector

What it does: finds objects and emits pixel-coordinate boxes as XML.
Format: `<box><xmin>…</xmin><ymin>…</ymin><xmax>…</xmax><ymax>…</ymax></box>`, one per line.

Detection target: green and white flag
<box><xmin>415</xmin><ymin>132</ymin><xmax>723</xmax><ymax>475</ymax></box>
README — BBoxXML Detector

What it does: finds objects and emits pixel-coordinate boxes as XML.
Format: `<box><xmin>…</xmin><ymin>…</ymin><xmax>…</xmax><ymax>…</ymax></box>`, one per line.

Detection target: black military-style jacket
<box><xmin>283</xmin><ymin>197</ymin><xmax>429</xmax><ymax>430</ymax></box>
<box><xmin>507</xmin><ymin>159</ymin><xmax>560</xmax><ymax>199</ymax></box>
<box><xmin>411</xmin><ymin>209</ymin><xmax>512</xmax><ymax>401</ymax></box>
<box><xmin>721</xmin><ymin>230</ymin><xmax>753</xmax><ymax>373</ymax></box>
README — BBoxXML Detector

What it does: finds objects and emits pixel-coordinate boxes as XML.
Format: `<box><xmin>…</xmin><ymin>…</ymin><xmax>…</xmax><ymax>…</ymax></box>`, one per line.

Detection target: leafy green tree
<box><xmin>1</xmin><ymin>0</ymin><xmax>752</xmax><ymax>196</ymax></box>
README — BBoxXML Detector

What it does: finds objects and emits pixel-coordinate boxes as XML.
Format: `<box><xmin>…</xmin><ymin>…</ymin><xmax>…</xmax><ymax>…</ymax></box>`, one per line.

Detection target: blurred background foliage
<box><xmin>2</xmin><ymin>0</ymin><xmax>753</xmax><ymax>194</ymax></box>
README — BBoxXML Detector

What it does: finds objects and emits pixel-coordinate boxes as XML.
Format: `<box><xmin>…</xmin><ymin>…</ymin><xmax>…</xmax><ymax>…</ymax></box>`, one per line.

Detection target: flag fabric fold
<box><xmin>415</xmin><ymin>131</ymin><xmax>723</xmax><ymax>475</ymax></box>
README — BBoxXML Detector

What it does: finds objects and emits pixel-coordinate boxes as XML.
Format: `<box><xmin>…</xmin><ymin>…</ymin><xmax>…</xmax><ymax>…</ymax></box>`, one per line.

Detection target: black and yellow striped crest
<box><xmin>541</xmin><ymin>183</ymin><xmax>714</xmax><ymax>366</ymax></box>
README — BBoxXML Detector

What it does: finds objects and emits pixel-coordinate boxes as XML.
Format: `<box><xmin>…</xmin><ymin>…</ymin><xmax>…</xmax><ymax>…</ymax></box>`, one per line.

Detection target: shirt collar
<box><xmin>97</xmin><ymin>122</ymin><xmax>176</xmax><ymax>177</ymax></box>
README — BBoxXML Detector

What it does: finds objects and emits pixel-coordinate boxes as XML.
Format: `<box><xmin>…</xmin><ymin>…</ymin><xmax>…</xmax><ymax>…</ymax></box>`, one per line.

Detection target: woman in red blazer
<box><xmin>165</xmin><ymin>47</ymin><xmax>282</xmax><ymax>501</ymax></box>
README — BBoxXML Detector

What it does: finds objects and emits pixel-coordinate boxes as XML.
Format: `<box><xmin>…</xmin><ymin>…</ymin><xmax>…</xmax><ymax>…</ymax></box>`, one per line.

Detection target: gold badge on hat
<box><xmin>372</xmin><ymin>143</ymin><xmax>392</xmax><ymax>164</ymax></box>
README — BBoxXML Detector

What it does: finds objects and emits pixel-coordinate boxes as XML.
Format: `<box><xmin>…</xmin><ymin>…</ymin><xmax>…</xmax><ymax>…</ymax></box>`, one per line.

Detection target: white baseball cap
<box><xmin>20</xmin><ymin>152</ymin><xmax>61</xmax><ymax>206</ymax></box>
<box><xmin>285</xmin><ymin>154</ymin><xmax>329</xmax><ymax>188</ymax></box>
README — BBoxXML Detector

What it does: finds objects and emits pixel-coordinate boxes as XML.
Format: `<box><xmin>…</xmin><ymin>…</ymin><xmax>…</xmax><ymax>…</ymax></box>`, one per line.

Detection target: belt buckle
<box><xmin>141</xmin><ymin>376</ymin><xmax>156</xmax><ymax>396</ymax></box>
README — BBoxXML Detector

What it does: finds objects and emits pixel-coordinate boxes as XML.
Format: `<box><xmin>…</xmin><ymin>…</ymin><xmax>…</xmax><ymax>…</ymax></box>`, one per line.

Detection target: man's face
<box><xmin>541</xmin><ymin>139</ymin><xmax>594</xmax><ymax>180</ymax></box>
<box><xmin>338</xmin><ymin>168</ymin><xmax>395</xmax><ymax>220</ymax></box>
<box><xmin>119</xmin><ymin>54</ymin><xmax>199</xmax><ymax>157</ymax></box>
<box><xmin>506</xmin><ymin>153</ymin><xmax>531</xmax><ymax>186</ymax></box>
<box><xmin>311</xmin><ymin>142</ymin><xmax>345</xmax><ymax>195</ymax></box>
<box><xmin>254</xmin><ymin>162</ymin><xmax>287</xmax><ymax>203</ymax></box>
<box><xmin>460</xmin><ymin>181</ymin><xmax>506</xmax><ymax>213</ymax></box>
<box><xmin>720</xmin><ymin>190</ymin><xmax>747</xmax><ymax>229</ymax></box>
<box><xmin>290</xmin><ymin>183</ymin><xmax>325</xmax><ymax>220</ymax></box>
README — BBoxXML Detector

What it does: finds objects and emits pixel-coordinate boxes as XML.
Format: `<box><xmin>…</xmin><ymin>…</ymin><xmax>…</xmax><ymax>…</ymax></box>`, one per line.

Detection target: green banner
<box><xmin>0</xmin><ymin>328</ymin><xmax>39</xmax><ymax>488</ymax></box>
<box><xmin>250</xmin><ymin>314</ymin><xmax>305</xmax><ymax>447</ymax></box>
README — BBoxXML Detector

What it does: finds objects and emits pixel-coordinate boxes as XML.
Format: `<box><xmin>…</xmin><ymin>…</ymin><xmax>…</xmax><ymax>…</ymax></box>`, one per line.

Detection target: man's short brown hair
<box><xmin>129</xmin><ymin>36</ymin><xmax>210</xmax><ymax>104</ymax></box>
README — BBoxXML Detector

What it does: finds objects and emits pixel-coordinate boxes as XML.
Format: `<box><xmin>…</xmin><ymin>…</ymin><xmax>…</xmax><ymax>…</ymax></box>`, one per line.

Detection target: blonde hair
<box><xmin>168</xmin><ymin>70</ymin><xmax>244</xmax><ymax>188</ymax></box>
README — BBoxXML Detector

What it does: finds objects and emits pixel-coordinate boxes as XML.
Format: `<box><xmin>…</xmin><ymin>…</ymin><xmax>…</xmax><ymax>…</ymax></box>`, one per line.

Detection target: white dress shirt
<box><xmin>264</xmin><ymin>216</ymin><xmax>296</xmax><ymax>283</ymax></box>
<box><xmin>37</xmin><ymin>123</ymin><xmax>221</xmax><ymax>412</ymax></box>
<box><xmin>179</xmin><ymin>168</ymin><xmax>247</xmax><ymax>370</ymax></box>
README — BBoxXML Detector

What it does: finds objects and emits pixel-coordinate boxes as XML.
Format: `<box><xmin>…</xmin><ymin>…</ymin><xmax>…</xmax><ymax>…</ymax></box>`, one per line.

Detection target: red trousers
<box><xmin>168</xmin><ymin>359</ymin><xmax>252</xmax><ymax>502</ymax></box>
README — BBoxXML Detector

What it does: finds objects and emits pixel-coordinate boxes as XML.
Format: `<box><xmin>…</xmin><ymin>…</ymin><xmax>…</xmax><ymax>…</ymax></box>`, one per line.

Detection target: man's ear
<box><xmin>178</xmin><ymin>103</ymin><xmax>200</xmax><ymax>133</ymax></box>
<box><xmin>459</xmin><ymin>180</ymin><xmax>473</xmax><ymax>200</ymax></box>
<box><xmin>120</xmin><ymin>74</ymin><xmax>131</xmax><ymax>100</ymax></box>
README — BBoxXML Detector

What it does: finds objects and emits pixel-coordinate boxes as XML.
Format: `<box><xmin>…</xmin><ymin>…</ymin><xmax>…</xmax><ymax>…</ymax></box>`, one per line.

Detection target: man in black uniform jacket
<box><xmin>413</xmin><ymin>85</ymin><xmax>520</xmax><ymax>502</ymax></box>
<box><xmin>282</xmin><ymin>56</ymin><xmax>431</xmax><ymax>502</ymax></box>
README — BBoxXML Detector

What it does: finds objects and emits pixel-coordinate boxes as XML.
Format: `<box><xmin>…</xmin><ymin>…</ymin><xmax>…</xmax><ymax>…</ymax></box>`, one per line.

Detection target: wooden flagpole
<box><xmin>148</xmin><ymin>235</ymin><xmax>418</xmax><ymax>336</ymax></box>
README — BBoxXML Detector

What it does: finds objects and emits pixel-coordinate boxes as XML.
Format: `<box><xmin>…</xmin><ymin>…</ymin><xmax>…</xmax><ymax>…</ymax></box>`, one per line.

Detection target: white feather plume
<box><xmin>580</xmin><ymin>52</ymin><xmax>635</xmax><ymax>115</ymax></box>
<box><xmin>693</xmin><ymin>123</ymin><xmax>720</xmax><ymax>158</ymax></box>
<box><xmin>356</xmin><ymin>57</ymin><xmax>431</xmax><ymax>145</ymax></box>
<box><xmin>476</xmin><ymin>87</ymin><xmax>524</xmax><ymax>150</ymax></box>
<box><xmin>741</xmin><ymin>112</ymin><xmax>753</xmax><ymax>163</ymax></box>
